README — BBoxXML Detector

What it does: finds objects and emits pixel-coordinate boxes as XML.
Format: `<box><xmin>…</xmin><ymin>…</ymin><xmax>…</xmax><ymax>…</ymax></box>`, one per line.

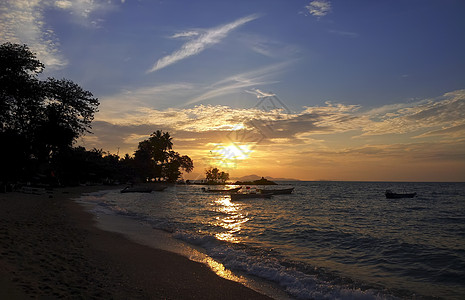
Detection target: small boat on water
<box><xmin>385</xmin><ymin>190</ymin><xmax>417</xmax><ymax>199</ymax></box>
<box><xmin>121</xmin><ymin>186</ymin><xmax>153</xmax><ymax>193</ymax></box>
<box><xmin>201</xmin><ymin>186</ymin><xmax>242</xmax><ymax>194</ymax></box>
<box><xmin>258</xmin><ymin>187</ymin><xmax>294</xmax><ymax>195</ymax></box>
<box><xmin>152</xmin><ymin>186</ymin><xmax>168</xmax><ymax>192</ymax></box>
<box><xmin>230</xmin><ymin>193</ymin><xmax>273</xmax><ymax>200</ymax></box>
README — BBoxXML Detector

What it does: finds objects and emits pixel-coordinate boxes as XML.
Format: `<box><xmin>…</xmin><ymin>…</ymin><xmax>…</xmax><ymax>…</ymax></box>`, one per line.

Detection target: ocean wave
<box><xmin>173</xmin><ymin>230</ymin><xmax>395</xmax><ymax>300</ymax></box>
<box><xmin>76</xmin><ymin>182</ymin><xmax>465</xmax><ymax>300</ymax></box>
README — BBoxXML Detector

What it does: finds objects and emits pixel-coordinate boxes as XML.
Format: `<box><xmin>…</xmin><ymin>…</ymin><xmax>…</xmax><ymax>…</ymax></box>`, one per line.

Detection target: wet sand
<box><xmin>0</xmin><ymin>186</ymin><xmax>271</xmax><ymax>299</ymax></box>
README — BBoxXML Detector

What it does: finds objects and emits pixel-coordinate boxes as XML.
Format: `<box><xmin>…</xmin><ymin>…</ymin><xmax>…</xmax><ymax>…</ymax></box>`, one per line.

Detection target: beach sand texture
<box><xmin>0</xmin><ymin>186</ymin><xmax>271</xmax><ymax>299</ymax></box>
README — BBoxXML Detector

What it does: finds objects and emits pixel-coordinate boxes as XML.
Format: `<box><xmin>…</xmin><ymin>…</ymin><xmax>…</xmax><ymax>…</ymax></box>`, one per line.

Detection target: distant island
<box><xmin>185</xmin><ymin>173</ymin><xmax>300</xmax><ymax>185</ymax></box>
<box><xmin>233</xmin><ymin>177</ymin><xmax>278</xmax><ymax>185</ymax></box>
<box><xmin>232</xmin><ymin>174</ymin><xmax>300</xmax><ymax>182</ymax></box>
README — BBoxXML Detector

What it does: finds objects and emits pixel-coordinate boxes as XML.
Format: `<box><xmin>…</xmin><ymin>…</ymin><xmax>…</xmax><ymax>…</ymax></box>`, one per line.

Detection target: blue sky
<box><xmin>2</xmin><ymin>0</ymin><xmax>465</xmax><ymax>181</ymax></box>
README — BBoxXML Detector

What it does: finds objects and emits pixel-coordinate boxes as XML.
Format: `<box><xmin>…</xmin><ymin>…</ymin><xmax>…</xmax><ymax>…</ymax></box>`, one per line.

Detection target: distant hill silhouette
<box><xmin>232</xmin><ymin>174</ymin><xmax>300</xmax><ymax>182</ymax></box>
<box><xmin>234</xmin><ymin>177</ymin><xmax>277</xmax><ymax>185</ymax></box>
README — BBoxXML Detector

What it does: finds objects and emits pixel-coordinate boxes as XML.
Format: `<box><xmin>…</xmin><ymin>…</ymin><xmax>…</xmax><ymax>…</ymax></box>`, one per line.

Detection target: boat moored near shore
<box><xmin>201</xmin><ymin>186</ymin><xmax>242</xmax><ymax>194</ymax></box>
<box><xmin>385</xmin><ymin>190</ymin><xmax>417</xmax><ymax>199</ymax></box>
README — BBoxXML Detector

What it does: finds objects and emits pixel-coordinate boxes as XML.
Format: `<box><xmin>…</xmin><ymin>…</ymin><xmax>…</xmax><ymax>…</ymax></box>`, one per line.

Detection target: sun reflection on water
<box><xmin>201</xmin><ymin>256</ymin><xmax>245</xmax><ymax>283</ymax></box>
<box><xmin>210</xmin><ymin>196</ymin><xmax>249</xmax><ymax>243</ymax></box>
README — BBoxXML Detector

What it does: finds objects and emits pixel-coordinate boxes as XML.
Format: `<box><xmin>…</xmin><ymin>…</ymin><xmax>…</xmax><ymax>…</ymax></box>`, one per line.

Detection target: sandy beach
<box><xmin>0</xmin><ymin>186</ymin><xmax>271</xmax><ymax>299</ymax></box>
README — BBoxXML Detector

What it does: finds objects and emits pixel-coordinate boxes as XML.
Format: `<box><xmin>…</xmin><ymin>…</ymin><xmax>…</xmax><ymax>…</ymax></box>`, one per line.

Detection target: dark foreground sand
<box><xmin>0</xmin><ymin>186</ymin><xmax>271</xmax><ymax>299</ymax></box>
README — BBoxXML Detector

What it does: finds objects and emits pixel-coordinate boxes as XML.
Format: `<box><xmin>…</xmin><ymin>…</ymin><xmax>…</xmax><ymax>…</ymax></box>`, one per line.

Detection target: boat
<box><xmin>201</xmin><ymin>186</ymin><xmax>242</xmax><ymax>194</ymax></box>
<box><xmin>257</xmin><ymin>187</ymin><xmax>294</xmax><ymax>195</ymax></box>
<box><xmin>385</xmin><ymin>190</ymin><xmax>417</xmax><ymax>199</ymax></box>
<box><xmin>121</xmin><ymin>186</ymin><xmax>153</xmax><ymax>193</ymax></box>
<box><xmin>230</xmin><ymin>193</ymin><xmax>273</xmax><ymax>200</ymax></box>
<box><xmin>152</xmin><ymin>185</ymin><xmax>167</xmax><ymax>192</ymax></box>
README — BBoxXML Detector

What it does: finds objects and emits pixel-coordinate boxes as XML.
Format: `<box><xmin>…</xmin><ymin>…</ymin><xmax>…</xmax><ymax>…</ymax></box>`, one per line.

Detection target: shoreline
<box><xmin>0</xmin><ymin>186</ymin><xmax>272</xmax><ymax>299</ymax></box>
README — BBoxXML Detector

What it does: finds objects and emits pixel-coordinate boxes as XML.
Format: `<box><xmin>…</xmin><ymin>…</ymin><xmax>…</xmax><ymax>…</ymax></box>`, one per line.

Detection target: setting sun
<box><xmin>209</xmin><ymin>143</ymin><xmax>253</xmax><ymax>168</ymax></box>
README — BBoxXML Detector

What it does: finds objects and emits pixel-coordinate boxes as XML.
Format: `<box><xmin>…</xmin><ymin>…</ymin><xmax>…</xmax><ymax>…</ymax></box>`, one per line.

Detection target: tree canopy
<box><xmin>0</xmin><ymin>43</ymin><xmax>44</xmax><ymax>135</ymax></box>
<box><xmin>0</xmin><ymin>42</ymin><xmax>99</xmax><ymax>183</ymax></box>
<box><xmin>205</xmin><ymin>167</ymin><xmax>229</xmax><ymax>184</ymax></box>
<box><xmin>0</xmin><ymin>42</ymin><xmax>194</xmax><ymax>188</ymax></box>
<box><xmin>133</xmin><ymin>130</ymin><xmax>193</xmax><ymax>183</ymax></box>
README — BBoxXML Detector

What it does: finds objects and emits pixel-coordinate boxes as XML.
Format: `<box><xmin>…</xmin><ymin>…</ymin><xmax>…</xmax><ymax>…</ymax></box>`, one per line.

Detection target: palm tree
<box><xmin>133</xmin><ymin>130</ymin><xmax>192</xmax><ymax>182</ymax></box>
<box><xmin>149</xmin><ymin>130</ymin><xmax>173</xmax><ymax>163</ymax></box>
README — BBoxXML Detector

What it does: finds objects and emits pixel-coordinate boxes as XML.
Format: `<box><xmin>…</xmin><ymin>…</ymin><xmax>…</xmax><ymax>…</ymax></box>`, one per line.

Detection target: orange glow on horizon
<box><xmin>208</xmin><ymin>143</ymin><xmax>253</xmax><ymax>169</ymax></box>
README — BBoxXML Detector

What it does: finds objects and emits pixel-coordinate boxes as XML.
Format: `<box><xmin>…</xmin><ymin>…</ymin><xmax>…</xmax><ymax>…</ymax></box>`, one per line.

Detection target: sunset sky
<box><xmin>1</xmin><ymin>0</ymin><xmax>465</xmax><ymax>181</ymax></box>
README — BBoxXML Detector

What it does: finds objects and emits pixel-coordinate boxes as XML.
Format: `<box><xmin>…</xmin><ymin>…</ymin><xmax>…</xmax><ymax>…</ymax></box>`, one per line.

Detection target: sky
<box><xmin>1</xmin><ymin>0</ymin><xmax>465</xmax><ymax>181</ymax></box>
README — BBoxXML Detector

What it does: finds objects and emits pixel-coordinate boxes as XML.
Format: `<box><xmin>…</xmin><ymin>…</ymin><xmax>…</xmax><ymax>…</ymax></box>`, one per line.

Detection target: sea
<box><xmin>76</xmin><ymin>181</ymin><xmax>465</xmax><ymax>300</ymax></box>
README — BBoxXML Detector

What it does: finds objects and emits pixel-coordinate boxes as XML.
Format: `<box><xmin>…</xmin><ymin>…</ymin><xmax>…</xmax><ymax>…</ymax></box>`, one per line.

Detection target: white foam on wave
<box><xmin>76</xmin><ymin>189</ymin><xmax>132</xmax><ymax>216</ymax></box>
<box><xmin>75</xmin><ymin>192</ymin><xmax>293</xmax><ymax>300</ymax></box>
<box><xmin>76</xmin><ymin>188</ymin><xmax>398</xmax><ymax>300</ymax></box>
<box><xmin>174</xmin><ymin>230</ymin><xmax>396</xmax><ymax>300</ymax></box>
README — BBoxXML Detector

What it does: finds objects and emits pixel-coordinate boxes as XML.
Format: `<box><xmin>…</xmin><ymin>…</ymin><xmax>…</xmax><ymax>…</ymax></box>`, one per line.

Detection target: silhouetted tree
<box><xmin>0</xmin><ymin>43</ymin><xmax>44</xmax><ymax>135</ymax></box>
<box><xmin>149</xmin><ymin>130</ymin><xmax>173</xmax><ymax>162</ymax></box>
<box><xmin>51</xmin><ymin>147</ymin><xmax>132</xmax><ymax>186</ymax></box>
<box><xmin>205</xmin><ymin>167</ymin><xmax>229</xmax><ymax>184</ymax></box>
<box><xmin>119</xmin><ymin>153</ymin><xmax>137</xmax><ymax>182</ymax></box>
<box><xmin>0</xmin><ymin>42</ymin><xmax>99</xmax><ymax>184</ymax></box>
<box><xmin>34</xmin><ymin>78</ymin><xmax>99</xmax><ymax>161</ymax></box>
<box><xmin>162</xmin><ymin>151</ymin><xmax>194</xmax><ymax>183</ymax></box>
<box><xmin>0</xmin><ymin>130</ymin><xmax>30</xmax><ymax>183</ymax></box>
<box><xmin>133</xmin><ymin>139</ymin><xmax>160</xmax><ymax>181</ymax></box>
<box><xmin>1</xmin><ymin>43</ymin><xmax>44</xmax><ymax>183</ymax></box>
<box><xmin>133</xmin><ymin>131</ymin><xmax>193</xmax><ymax>182</ymax></box>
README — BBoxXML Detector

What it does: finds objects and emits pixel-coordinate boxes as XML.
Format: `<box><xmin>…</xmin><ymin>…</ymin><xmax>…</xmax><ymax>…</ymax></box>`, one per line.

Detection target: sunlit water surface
<box><xmin>79</xmin><ymin>182</ymin><xmax>465</xmax><ymax>300</ymax></box>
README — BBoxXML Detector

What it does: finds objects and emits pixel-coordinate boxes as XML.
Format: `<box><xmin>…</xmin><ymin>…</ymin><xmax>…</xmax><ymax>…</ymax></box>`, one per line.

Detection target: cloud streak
<box><xmin>361</xmin><ymin>90</ymin><xmax>465</xmax><ymax>137</ymax></box>
<box><xmin>89</xmin><ymin>89</ymin><xmax>465</xmax><ymax>154</ymax></box>
<box><xmin>147</xmin><ymin>14</ymin><xmax>259</xmax><ymax>73</ymax></box>
<box><xmin>0</xmin><ymin>0</ymin><xmax>115</xmax><ymax>69</ymax></box>
<box><xmin>305</xmin><ymin>0</ymin><xmax>332</xmax><ymax>17</ymax></box>
<box><xmin>97</xmin><ymin>89</ymin><xmax>465</xmax><ymax>139</ymax></box>
<box><xmin>171</xmin><ymin>31</ymin><xmax>199</xmax><ymax>39</ymax></box>
<box><xmin>184</xmin><ymin>61</ymin><xmax>291</xmax><ymax>106</ymax></box>
<box><xmin>0</xmin><ymin>0</ymin><xmax>67</xmax><ymax>69</ymax></box>
<box><xmin>81</xmin><ymin>89</ymin><xmax>465</xmax><ymax>181</ymax></box>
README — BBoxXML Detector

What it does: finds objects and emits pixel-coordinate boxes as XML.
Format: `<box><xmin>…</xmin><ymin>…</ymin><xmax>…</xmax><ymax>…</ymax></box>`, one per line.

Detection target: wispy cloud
<box><xmin>305</xmin><ymin>0</ymin><xmax>332</xmax><ymax>17</ymax></box>
<box><xmin>52</xmin><ymin>0</ymin><xmax>117</xmax><ymax>27</ymax></box>
<box><xmin>98</xmin><ymin>61</ymin><xmax>291</xmax><ymax>115</ymax></box>
<box><xmin>54</xmin><ymin>0</ymin><xmax>107</xmax><ymax>19</ymax></box>
<box><xmin>81</xmin><ymin>89</ymin><xmax>465</xmax><ymax>181</ymax></box>
<box><xmin>246</xmin><ymin>89</ymin><xmax>276</xmax><ymax>98</ymax></box>
<box><xmin>171</xmin><ymin>31</ymin><xmax>200</xmax><ymax>39</ymax></box>
<box><xmin>0</xmin><ymin>0</ymin><xmax>67</xmax><ymax>69</ymax></box>
<box><xmin>97</xmin><ymin>83</ymin><xmax>195</xmax><ymax>122</ymax></box>
<box><xmin>361</xmin><ymin>90</ymin><xmax>465</xmax><ymax>136</ymax></box>
<box><xmin>147</xmin><ymin>14</ymin><xmax>260</xmax><ymax>73</ymax></box>
<box><xmin>416</xmin><ymin>123</ymin><xmax>465</xmax><ymax>139</ymax></box>
<box><xmin>98</xmin><ymin>87</ymin><xmax>465</xmax><ymax>144</ymax></box>
<box><xmin>237</xmin><ymin>33</ymin><xmax>300</xmax><ymax>58</ymax></box>
<box><xmin>0</xmin><ymin>0</ymin><xmax>115</xmax><ymax>69</ymax></box>
<box><xmin>183</xmin><ymin>61</ymin><xmax>291</xmax><ymax>106</ymax></box>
